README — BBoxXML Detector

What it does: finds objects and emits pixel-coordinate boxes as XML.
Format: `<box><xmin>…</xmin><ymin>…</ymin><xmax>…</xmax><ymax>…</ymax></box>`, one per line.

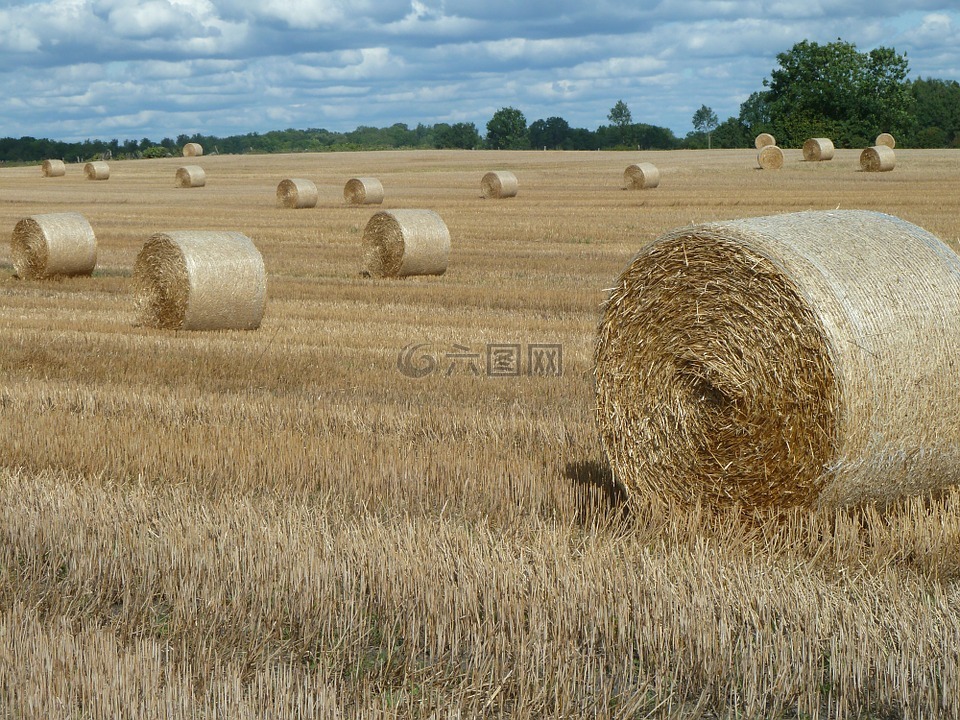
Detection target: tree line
<box><xmin>1</xmin><ymin>38</ymin><xmax>958</xmax><ymax>164</ymax></box>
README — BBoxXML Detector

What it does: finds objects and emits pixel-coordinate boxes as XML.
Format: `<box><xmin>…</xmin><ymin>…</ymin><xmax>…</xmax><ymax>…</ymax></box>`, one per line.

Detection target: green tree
<box><xmin>528</xmin><ymin>116</ymin><xmax>571</xmax><ymax>149</ymax></box>
<box><xmin>691</xmin><ymin>105</ymin><xmax>719</xmax><ymax>148</ymax></box>
<box><xmin>433</xmin><ymin>122</ymin><xmax>481</xmax><ymax>149</ymax></box>
<box><xmin>485</xmin><ymin>107</ymin><xmax>528</xmax><ymax>149</ymax></box>
<box><xmin>607</xmin><ymin>100</ymin><xmax>633</xmax><ymax>145</ymax></box>
<box><xmin>910</xmin><ymin>77</ymin><xmax>960</xmax><ymax>147</ymax></box>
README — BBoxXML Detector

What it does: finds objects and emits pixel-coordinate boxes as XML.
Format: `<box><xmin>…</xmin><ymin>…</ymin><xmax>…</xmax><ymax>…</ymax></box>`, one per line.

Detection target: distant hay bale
<box><xmin>595</xmin><ymin>210</ymin><xmax>960</xmax><ymax>510</ymax></box>
<box><xmin>84</xmin><ymin>162</ymin><xmax>109</xmax><ymax>180</ymax></box>
<box><xmin>361</xmin><ymin>209</ymin><xmax>450</xmax><ymax>278</ymax></box>
<box><xmin>754</xmin><ymin>133</ymin><xmax>776</xmax><ymax>149</ymax></box>
<box><xmin>623</xmin><ymin>162</ymin><xmax>661</xmax><ymax>189</ymax></box>
<box><xmin>802</xmin><ymin>138</ymin><xmax>835</xmax><ymax>161</ymax></box>
<box><xmin>133</xmin><ymin>231</ymin><xmax>266</xmax><ymax>331</ymax></box>
<box><xmin>480</xmin><ymin>171</ymin><xmax>518</xmax><ymax>199</ymax></box>
<box><xmin>41</xmin><ymin>159</ymin><xmax>66</xmax><ymax>177</ymax></box>
<box><xmin>343</xmin><ymin>177</ymin><xmax>384</xmax><ymax>205</ymax></box>
<box><xmin>182</xmin><ymin>143</ymin><xmax>204</xmax><ymax>157</ymax></box>
<box><xmin>277</xmin><ymin>178</ymin><xmax>318</xmax><ymax>209</ymax></box>
<box><xmin>175</xmin><ymin>165</ymin><xmax>206</xmax><ymax>188</ymax></box>
<box><xmin>875</xmin><ymin>133</ymin><xmax>896</xmax><ymax>149</ymax></box>
<box><xmin>757</xmin><ymin>145</ymin><xmax>784</xmax><ymax>169</ymax></box>
<box><xmin>10</xmin><ymin>212</ymin><xmax>97</xmax><ymax>279</ymax></box>
<box><xmin>860</xmin><ymin>145</ymin><xmax>896</xmax><ymax>172</ymax></box>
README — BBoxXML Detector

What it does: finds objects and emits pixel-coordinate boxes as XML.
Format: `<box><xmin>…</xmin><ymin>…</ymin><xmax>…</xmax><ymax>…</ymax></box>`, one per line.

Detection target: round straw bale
<box><xmin>860</xmin><ymin>145</ymin><xmax>895</xmax><ymax>172</ymax></box>
<box><xmin>802</xmin><ymin>138</ymin><xmax>835</xmax><ymax>161</ymax></box>
<box><xmin>595</xmin><ymin>210</ymin><xmax>960</xmax><ymax>510</ymax></box>
<box><xmin>182</xmin><ymin>142</ymin><xmax>204</xmax><ymax>157</ymax></box>
<box><xmin>84</xmin><ymin>161</ymin><xmax>109</xmax><ymax>180</ymax></box>
<box><xmin>623</xmin><ymin>162</ymin><xmax>661</xmax><ymax>190</ymax></box>
<box><xmin>480</xmin><ymin>171</ymin><xmax>519</xmax><ymax>199</ymax></box>
<box><xmin>343</xmin><ymin>177</ymin><xmax>384</xmax><ymax>205</ymax></box>
<box><xmin>41</xmin><ymin>159</ymin><xmax>66</xmax><ymax>177</ymax></box>
<box><xmin>175</xmin><ymin>165</ymin><xmax>206</xmax><ymax>188</ymax></box>
<box><xmin>754</xmin><ymin>133</ymin><xmax>776</xmax><ymax>149</ymax></box>
<box><xmin>875</xmin><ymin>133</ymin><xmax>896</xmax><ymax>149</ymax></box>
<box><xmin>133</xmin><ymin>231</ymin><xmax>266</xmax><ymax>331</ymax></box>
<box><xmin>361</xmin><ymin>209</ymin><xmax>450</xmax><ymax>278</ymax></box>
<box><xmin>277</xmin><ymin>178</ymin><xmax>319</xmax><ymax>209</ymax></box>
<box><xmin>10</xmin><ymin>212</ymin><xmax>97</xmax><ymax>279</ymax></box>
<box><xmin>757</xmin><ymin>145</ymin><xmax>784</xmax><ymax>169</ymax></box>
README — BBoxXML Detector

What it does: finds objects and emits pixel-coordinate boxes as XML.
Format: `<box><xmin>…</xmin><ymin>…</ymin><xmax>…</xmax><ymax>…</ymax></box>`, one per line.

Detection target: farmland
<box><xmin>1</xmin><ymin>148</ymin><xmax>959</xmax><ymax>718</ymax></box>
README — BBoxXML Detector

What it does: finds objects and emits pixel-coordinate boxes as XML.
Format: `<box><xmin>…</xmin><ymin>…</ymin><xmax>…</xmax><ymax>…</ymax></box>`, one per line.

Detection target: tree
<box><xmin>691</xmin><ymin>105</ymin><xmax>719</xmax><ymax>148</ymax></box>
<box><xmin>910</xmin><ymin>77</ymin><xmax>960</xmax><ymax>147</ymax></box>
<box><xmin>607</xmin><ymin>100</ymin><xmax>633</xmax><ymax>145</ymax></box>
<box><xmin>434</xmin><ymin>122</ymin><xmax>482</xmax><ymax>149</ymax></box>
<box><xmin>528</xmin><ymin>116</ymin><xmax>571</xmax><ymax>149</ymax></box>
<box><xmin>485</xmin><ymin>107</ymin><xmax>528</xmax><ymax>149</ymax></box>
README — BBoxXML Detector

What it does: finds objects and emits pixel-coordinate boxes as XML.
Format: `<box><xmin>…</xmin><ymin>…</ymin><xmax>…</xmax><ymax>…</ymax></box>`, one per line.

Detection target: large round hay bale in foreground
<box><xmin>860</xmin><ymin>145</ymin><xmax>895</xmax><ymax>172</ymax></box>
<box><xmin>875</xmin><ymin>133</ymin><xmax>896</xmax><ymax>149</ymax></box>
<box><xmin>10</xmin><ymin>212</ymin><xmax>97</xmax><ymax>279</ymax></box>
<box><xmin>595</xmin><ymin>210</ymin><xmax>960</xmax><ymax>510</ymax></box>
<box><xmin>133</xmin><ymin>231</ymin><xmax>266</xmax><ymax>331</ymax></box>
<box><xmin>343</xmin><ymin>177</ymin><xmax>384</xmax><ymax>205</ymax></box>
<box><xmin>182</xmin><ymin>142</ymin><xmax>203</xmax><ymax>157</ymax></box>
<box><xmin>623</xmin><ymin>162</ymin><xmax>661</xmax><ymax>189</ymax></box>
<box><xmin>361</xmin><ymin>209</ymin><xmax>450</xmax><ymax>278</ymax></box>
<box><xmin>41</xmin><ymin>159</ymin><xmax>66</xmax><ymax>177</ymax></box>
<box><xmin>277</xmin><ymin>178</ymin><xmax>318</xmax><ymax>209</ymax></box>
<box><xmin>480</xmin><ymin>171</ymin><xmax>518</xmax><ymax>199</ymax></box>
<box><xmin>754</xmin><ymin>133</ymin><xmax>776</xmax><ymax>149</ymax></box>
<box><xmin>757</xmin><ymin>145</ymin><xmax>784</xmax><ymax>169</ymax></box>
<box><xmin>802</xmin><ymin>138</ymin><xmax>835</xmax><ymax>161</ymax></box>
<box><xmin>84</xmin><ymin>162</ymin><xmax>109</xmax><ymax>180</ymax></box>
<box><xmin>175</xmin><ymin>165</ymin><xmax>206</xmax><ymax>188</ymax></box>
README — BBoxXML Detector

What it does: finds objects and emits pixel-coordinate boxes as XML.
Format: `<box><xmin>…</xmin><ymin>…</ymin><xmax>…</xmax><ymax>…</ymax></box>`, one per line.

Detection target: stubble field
<box><xmin>1</xmin><ymin>148</ymin><xmax>959</xmax><ymax>718</ymax></box>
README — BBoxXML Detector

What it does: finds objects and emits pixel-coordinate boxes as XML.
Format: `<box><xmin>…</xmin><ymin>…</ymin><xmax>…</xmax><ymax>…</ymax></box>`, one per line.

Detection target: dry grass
<box><xmin>2</xmin><ymin>148</ymin><xmax>960</xmax><ymax>718</ymax></box>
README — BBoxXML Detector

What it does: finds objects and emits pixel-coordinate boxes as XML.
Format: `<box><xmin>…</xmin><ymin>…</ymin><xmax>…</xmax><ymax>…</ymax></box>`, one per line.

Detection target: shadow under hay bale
<box><xmin>11</xmin><ymin>212</ymin><xmax>97</xmax><ymax>279</ymax></box>
<box><xmin>343</xmin><ymin>177</ymin><xmax>384</xmax><ymax>205</ymax></box>
<box><xmin>623</xmin><ymin>162</ymin><xmax>661</xmax><ymax>189</ymax></box>
<box><xmin>594</xmin><ymin>210</ymin><xmax>960</xmax><ymax>510</ymax></box>
<box><xmin>276</xmin><ymin>178</ymin><xmax>318</xmax><ymax>209</ymax></box>
<box><xmin>41</xmin><ymin>159</ymin><xmax>65</xmax><ymax>177</ymax></box>
<box><xmin>175</xmin><ymin>165</ymin><xmax>206</xmax><ymax>188</ymax></box>
<box><xmin>133</xmin><ymin>231</ymin><xmax>266</xmax><ymax>331</ymax></box>
<box><xmin>84</xmin><ymin>162</ymin><xmax>109</xmax><ymax>180</ymax></box>
<box><xmin>754</xmin><ymin>133</ymin><xmax>776</xmax><ymax>149</ymax></box>
<box><xmin>182</xmin><ymin>142</ymin><xmax>204</xmax><ymax>157</ymax></box>
<box><xmin>757</xmin><ymin>145</ymin><xmax>784</xmax><ymax>169</ymax></box>
<box><xmin>860</xmin><ymin>145</ymin><xmax>896</xmax><ymax>172</ymax></box>
<box><xmin>802</xmin><ymin>138</ymin><xmax>835</xmax><ymax>161</ymax></box>
<box><xmin>361</xmin><ymin>209</ymin><xmax>450</xmax><ymax>278</ymax></box>
<box><xmin>875</xmin><ymin>133</ymin><xmax>896</xmax><ymax>149</ymax></box>
<box><xmin>480</xmin><ymin>171</ymin><xmax>518</xmax><ymax>199</ymax></box>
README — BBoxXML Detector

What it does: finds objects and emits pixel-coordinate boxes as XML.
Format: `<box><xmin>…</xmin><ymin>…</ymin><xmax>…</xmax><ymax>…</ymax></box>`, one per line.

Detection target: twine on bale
<box><xmin>623</xmin><ymin>163</ymin><xmax>661</xmax><ymax>190</ymax></box>
<box><xmin>480</xmin><ymin>171</ymin><xmax>518</xmax><ymax>199</ymax></box>
<box><xmin>175</xmin><ymin>165</ymin><xmax>206</xmax><ymax>188</ymax></box>
<box><xmin>41</xmin><ymin>159</ymin><xmax>65</xmax><ymax>177</ymax></box>
<box><xmin>757</xmin><ymin>145</ymin><xmax>784</xmax><ymax>169</ymax></box>
<box><xmin>860</xmin><ymin>145</ymin><xmax>895</xmax><ymax>172</ymax></box>
<box><xmin>595</xmin><ymin>210</ymin><xmax>960</xmax><ymax>510</ymax></box>
<box><xmin>182</xmin><ymin>143</ymin><xmax>204</xmax><ymax>157</ymax></box>
<box><xmin>277</xmin><ymin>178</ymin><xmax>319</xmax><ymax>209</ymax></box>
<box><xmin>875</xmin><ymin>133</ymin><xmax>896</xmax><ymax>149</ymax></box>
<box><xmin>361</xmin><ymin>209</ymin><xmax>450</xmax><ymax>278</ymax></box>
<box><xmin>133</xmin><ymin>231</ymin><xmax>266</xmax><ymax>331</ymax></box>
<box><xmin>343</xmin><ymin>177</ymin><xmax>384</xmax><ymax>205</ymax></box>
<box><xmin>10</xmin><ymin>212</ymin><xmax>97</xmax><ymax>279</ymax></box>
<box><xmin>802</xmin><ymin>138</ymin><xmax>835</xmax><ymax>161</ymax></box>
<box><xmin>84</xmin><ymin>162</ymin><xmax>109</xmax><ymax>180</ymax></box>
<box><xmin>754</xmin><ymin>133</ymin><xmax>776</xmax><ymax>149</ymax></box>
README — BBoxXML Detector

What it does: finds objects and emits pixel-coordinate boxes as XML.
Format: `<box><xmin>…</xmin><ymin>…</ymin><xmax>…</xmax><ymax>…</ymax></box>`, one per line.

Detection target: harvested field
<box><xmin>2</xmin><ymin>148</ymin><xmax>960</xmax><ymax>718</ymax></box>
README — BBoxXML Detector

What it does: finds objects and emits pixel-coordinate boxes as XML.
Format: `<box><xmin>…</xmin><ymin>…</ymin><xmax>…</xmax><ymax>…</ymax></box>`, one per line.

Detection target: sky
<box><xmin>1</xmin><ymin>1</ymin><xmax>959</xmax><ymax>143</ymax></box>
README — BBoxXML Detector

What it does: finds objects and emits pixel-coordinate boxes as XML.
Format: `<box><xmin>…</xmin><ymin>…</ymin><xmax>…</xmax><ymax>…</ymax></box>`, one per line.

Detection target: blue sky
<box><xmin>1</xmin><ymin>1</ymin><xmax>958</xmax><ymax>142</ymax></box>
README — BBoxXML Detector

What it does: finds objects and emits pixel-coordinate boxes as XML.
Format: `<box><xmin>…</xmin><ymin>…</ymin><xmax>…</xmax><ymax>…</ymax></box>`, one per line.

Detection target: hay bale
<box><xmin>84</xmin><ymin>162</ymin><xmax>109</xmax><ymax>180</ymax></box>
<box><xmin>875</xmin><ymin>133</ymin><xmax>896</xmax><ymax>149</ymax></box>
<box><xmin>277</xmin><ymin>178</ymin><xmax>318</xmax><ymax>209</ymax></box>
<box><xmin>623</xmin><ymin>163</ymin><xmax>661</xmax><ymax>190</ymax></box>
<box><xmin>480</xmin><ymin>171</ymin><xmax>518</xmax><ymax>199</ymax></box>
<box><xmin>175</xmin><ymin>165</ymin><xmax>206</xmax><ymax>188</ymax></box>
<box><xmin>343</xmin><ymin>177</ymin><xmax>384</xmax><ymax>205</ymax></box>
<box><xmin>860</xmin><ymin>145</ymin><xmax>896</xmax><ymax>172</ymax></box>
<box><xmin>757</xmin><ymin>145</ymin><xmax>784</xmax><ymax>169</ymax></box>
<box><xmin>133</xmin><ymin>231</ymin><xmax>266</xmax><ymax>331</ymax></box>
<box><xmin>595</xmin><ymin>210</ymin><xmax>960</xmax><ymax>510</ymax></box>
<box><xmin>802</xmin><ymin>138</ymin><xmax>835</xmax><ymax>161</ymax></box>
<box><xmin>41</xmin><ymin>159</ymin><xmax>66</xmax><ymax>177</ymax></box>
<box><xmin>361</xmin><ymin>209</ymin><xmax>449</xmax><ymax>278</ymax></box>
<box><xmin>10</xmin><ymin>212</ymin><xmax>97</xmax><ymax>279</ymax></box>
<box><xmin>754</xmin><ymin>133</ymin><xmax>776</xmax><ymax>149</ymax></box>
<box><xmin>182</xmin><ymin>142</ymin><xmax>204</xmax><ymax>157</ymax></box>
